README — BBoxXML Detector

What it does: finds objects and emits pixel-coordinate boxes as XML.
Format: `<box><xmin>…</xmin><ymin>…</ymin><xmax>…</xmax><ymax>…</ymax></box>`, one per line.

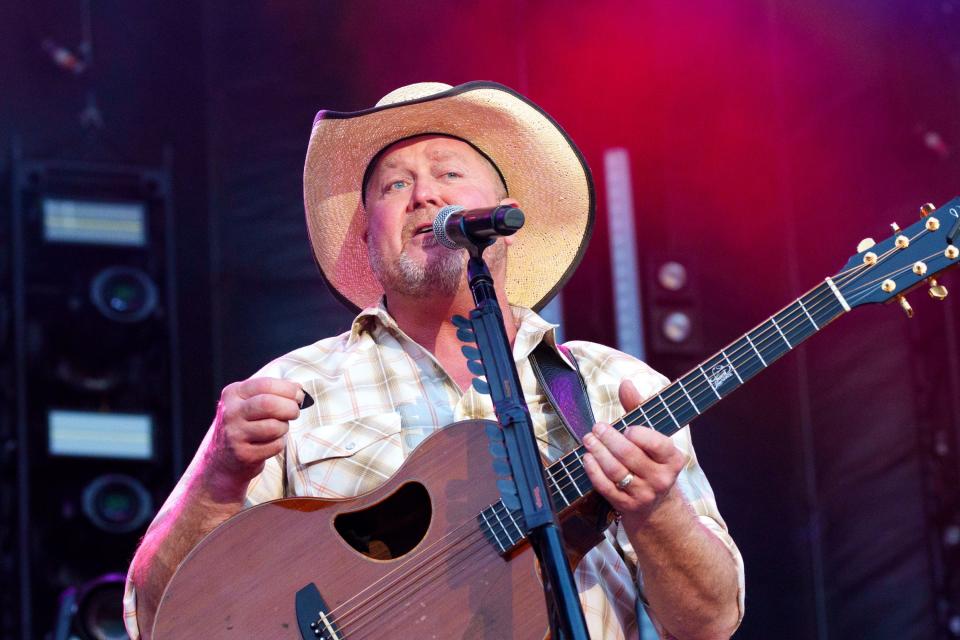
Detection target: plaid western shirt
<box><xmin>124</xmin><ymin>303</ymin><xmax>744</xmax><ymax>639</ymax></box>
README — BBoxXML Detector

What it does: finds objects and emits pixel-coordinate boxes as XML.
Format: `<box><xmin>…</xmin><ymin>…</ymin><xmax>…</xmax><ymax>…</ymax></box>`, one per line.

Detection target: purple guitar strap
<box><xmin>530</xmin><ymin>342</ymin><xmax>652</xmax><ymax>625</ymax></box>
<box><xmin>529</xmin><ymin>341</ymin><xmax>596</xmax><ymax>443</ymax></box>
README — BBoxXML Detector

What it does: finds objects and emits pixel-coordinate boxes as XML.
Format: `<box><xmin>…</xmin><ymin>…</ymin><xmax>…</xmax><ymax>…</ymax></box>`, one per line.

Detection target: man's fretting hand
<box><xmin>201</xmin><ymin>377</ymin><xmax>304</xmax><ymax>498</ymax></box>
<box><xmin>581</xmin><ymin>379</ymin><xmax>687</xmax><ymax>527</ymax></box>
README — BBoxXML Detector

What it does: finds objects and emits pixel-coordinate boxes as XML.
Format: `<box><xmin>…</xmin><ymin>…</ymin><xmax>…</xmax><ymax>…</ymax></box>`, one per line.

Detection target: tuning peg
<box><xmin>890</xmin><ymin>222</ymin><xmax>901</xmax><ymax>232</ymax></box>
<box><xmin>920</xmin><ymin>203</ymin><xmax>936</xmax><ymax>217</ymax></box>
<box><xmin>857</xmin><ymin>237</ymin><xmax>876</xmax><ymax>253</ymax></box>
<box><xmin>928</xmin><ymin>277</ymin><xmax>949</xmax><ymax>300</ymax></box>
<box><xmin>897</xmin><ymin>295</ymin><xmax>914</xmax><ymax>318</ymax></box>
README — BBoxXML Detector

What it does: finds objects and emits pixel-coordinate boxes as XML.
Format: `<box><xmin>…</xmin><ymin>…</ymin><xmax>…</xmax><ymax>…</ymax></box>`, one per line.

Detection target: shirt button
<box><xmin>345</xmin><ymin>442</ymin><xmax>356</xmax><ymax>451</ymax></box>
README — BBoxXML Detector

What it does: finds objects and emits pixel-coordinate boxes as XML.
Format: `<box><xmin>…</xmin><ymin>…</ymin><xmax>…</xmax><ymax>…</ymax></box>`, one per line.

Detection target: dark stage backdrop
<box><xmin>3</xmin><ymin>1</ymin><xmax>960</xmax><ymax>638</ymax></box>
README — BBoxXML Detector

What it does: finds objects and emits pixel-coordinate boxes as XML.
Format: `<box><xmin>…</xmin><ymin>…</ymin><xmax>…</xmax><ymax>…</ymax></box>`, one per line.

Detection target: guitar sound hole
<box><xmin>333</xmin><ymin>482</ymin><xmax>431</xmax><ymax>560</ymax></box>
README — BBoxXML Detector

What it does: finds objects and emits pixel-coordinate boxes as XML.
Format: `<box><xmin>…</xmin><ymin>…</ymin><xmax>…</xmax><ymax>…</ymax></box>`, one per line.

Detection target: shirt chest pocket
<box><xmin>290</xmin><ymin>412</ymin><xmax>403</xmax><ymax>499</ymax></box>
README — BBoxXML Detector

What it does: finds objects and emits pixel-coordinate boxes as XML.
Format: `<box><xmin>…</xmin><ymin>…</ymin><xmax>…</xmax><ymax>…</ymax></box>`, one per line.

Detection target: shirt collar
<box><xmin>348</xmin><ymin>298</ymin><xmax>573</xmax><ymax>369</ymax></box>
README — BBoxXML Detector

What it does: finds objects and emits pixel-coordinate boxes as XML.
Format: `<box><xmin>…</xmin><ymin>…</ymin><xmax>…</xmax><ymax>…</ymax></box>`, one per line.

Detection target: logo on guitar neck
<box><xmin>706</xmin><ymin>363</ymin><xmax>735</xmax><ymax>390</ymax></box>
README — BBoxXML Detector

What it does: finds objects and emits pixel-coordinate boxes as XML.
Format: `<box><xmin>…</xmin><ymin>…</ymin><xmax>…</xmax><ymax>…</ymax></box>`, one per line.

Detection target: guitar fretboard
<box><xmin>479</xmin><ymin>279</ymin><xmax>849</xmax><ymax>553</ymax></box>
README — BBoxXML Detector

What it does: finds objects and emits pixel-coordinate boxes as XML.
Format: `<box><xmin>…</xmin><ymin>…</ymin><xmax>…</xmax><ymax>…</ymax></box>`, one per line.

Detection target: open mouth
<box><xmin>413</xmin><ymin>224</ymin><xmax>433</xmax><ymax>237</ymax></box>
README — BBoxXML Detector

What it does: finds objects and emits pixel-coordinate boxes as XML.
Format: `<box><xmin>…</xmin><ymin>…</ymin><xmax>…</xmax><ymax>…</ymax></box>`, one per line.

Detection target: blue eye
<box><xmin>388</xmin><ymin>180</ymin><xmax>407</xmax><ymax>191</ymax></box>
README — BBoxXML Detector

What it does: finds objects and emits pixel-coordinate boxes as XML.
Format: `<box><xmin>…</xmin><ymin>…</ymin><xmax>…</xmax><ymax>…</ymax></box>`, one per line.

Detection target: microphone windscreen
<box><xmin>433</xmin><ymin>205</ymin><xmax>465</xmax><ymax>250</ymax></box>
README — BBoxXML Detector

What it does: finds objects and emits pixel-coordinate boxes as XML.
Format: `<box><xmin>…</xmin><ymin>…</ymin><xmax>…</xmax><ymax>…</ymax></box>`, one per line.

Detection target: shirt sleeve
<box><xmin>123</xmin><ymin>360</ymin><xmax>290</xmax><ymax>639</ymax></box>
<box><xmin>565</xmin><ymin>340</ymin><xmax>746</xmax><ymax>633</ymax></box>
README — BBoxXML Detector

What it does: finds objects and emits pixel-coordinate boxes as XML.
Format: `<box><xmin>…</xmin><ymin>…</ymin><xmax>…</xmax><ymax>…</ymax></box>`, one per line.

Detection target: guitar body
<box><xmin>153</xmin><ymin>420</ymin><xmax>590</xmax><ymax>639</ymax></box>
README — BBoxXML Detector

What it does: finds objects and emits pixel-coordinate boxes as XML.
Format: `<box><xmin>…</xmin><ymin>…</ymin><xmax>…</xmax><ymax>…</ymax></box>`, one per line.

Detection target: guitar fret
<box><xmin>557</xmin><ymin>456</ymin><xmax>580</xmax><ymax>502</ymax></box>
<box><xmin>504</xmin><ymin>508</ymin><xmax>524</xmax><ymax>539</ymax></box>
<box><xmin>797</xmin><ymin>298</ymin><xmax>819</xmax><ymax>330</ymax></box>
<box><xmin>720</xmin><ymin>350</ymin><xmax>745</xmax><ymax>384</ymax></box>
<box><xmin>745</xmin><ymin>334</ymin><xmax>767</xmax><ymax>367</ymax></box>
<box><xmin>676</xmin><ymin>377</ymin><xmax>700</xmax><ymax>414</ymax></box>
<box><xmin>770</xmin><ymin>316</ymin><xmax>792</xmax><ymax>348</ymax></box>
<box><xmin>570</xmin><ymin>448</ymin><xmax>591</xmax><ymax>494</ymax></box>
<box><xmin>562</xmin><ymin>455</ymin><xmax>585</xmax><ymax>497</ymax></box>
<box><xmin>480</xmin><ymin>509</ymin><xmax>506</xmax><ymax>552</ymax></box>
<box><xmin>637</xmin><ymin>403</ymin><xmax>657</xmax><ymax>430</ymax></box>
<box><xmin>698</xmin><ymin>365</ymin><xmax>722</xmax><ymax>400</ymax></box>
<box><xmin>824</xmin><ymin>277</ymin><xmax>851</xmax><ymax>312</ymax></box>
<box><xmin>547</xmin><ymin>469</ymin><xmax>570</xmax><ymax>507</ymax></box>
<box><xmin>489</xmin><ymin>506</ymin><xmax>512</xmax><ymax>547</ymax></box>
<box><xmin>658</xmin><ymin>394</ymin><xmax>681</xmax><ymax>428</ymax></box>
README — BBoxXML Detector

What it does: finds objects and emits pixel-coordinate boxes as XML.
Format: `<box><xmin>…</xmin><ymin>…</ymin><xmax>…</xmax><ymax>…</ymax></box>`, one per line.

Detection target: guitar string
<box><xmin>327</xmin><ymin>499</ymin><xmax>536</xmax><ymax>637</ymax></box>
<box><xmin>318</xmin><ymin>498</ymin><xmax>506</xmax><ymax>622</ymax></box>
<box><xmin>838</xmin><ymin>248</ymin><xmax>944</xmax><ymax>300</ymax></box>
<box><xmin>331</xmin><ymin>527</ymin><xmax>500</xmax><ymax>638</ymax></box>
<box><xmin>599</xmin><ymin>231</ymin><xmax>922</xmax><ymax>435</ymax></box>
<box><xmin>313</xmin><ymin>229</ymin><xmax>940</xmax><ymax>632</ymax></box>
<box><xmin>321</xmin><ymin>519</ymin><xmax>493</xmax><ymax>630</ymax></box>
<box><xmin>523</xmin><ymin>238</ymin><xmax>930</xmax><ymax>504</ymax></box>
<box><xmin>532</xmin><ymin>244</ymin><xmax>946</xmax><ymax>506</ymax></box>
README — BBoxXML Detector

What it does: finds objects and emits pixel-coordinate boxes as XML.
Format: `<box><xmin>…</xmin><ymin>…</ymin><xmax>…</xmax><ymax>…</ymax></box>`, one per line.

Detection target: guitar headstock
<box><xmin>834</xmin><ymin>198</ymin><xmax>960</xmax><ymax>314</ymax></box>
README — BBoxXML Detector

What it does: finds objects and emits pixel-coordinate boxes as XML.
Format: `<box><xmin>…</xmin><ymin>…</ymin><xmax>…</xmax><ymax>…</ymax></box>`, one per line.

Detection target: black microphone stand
<box><xmin>460</xmin><ymin>238</ymin><xmax>590</xmax><ymax>640</ymax></box>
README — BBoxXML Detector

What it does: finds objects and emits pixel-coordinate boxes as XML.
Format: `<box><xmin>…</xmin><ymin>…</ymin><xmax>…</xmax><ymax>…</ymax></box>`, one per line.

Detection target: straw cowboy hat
<box><xmin>303</xmin><ymin>80</ymin><xmax>595</xmax><ymax>312</ymax></box>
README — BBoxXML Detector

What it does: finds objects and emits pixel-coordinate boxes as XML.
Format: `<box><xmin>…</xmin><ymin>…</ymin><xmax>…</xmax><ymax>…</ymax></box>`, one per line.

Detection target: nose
<box><xmin>408</xmin><ymin>177</ymin><xmax>444</xmax><ymax>212</ymax></box>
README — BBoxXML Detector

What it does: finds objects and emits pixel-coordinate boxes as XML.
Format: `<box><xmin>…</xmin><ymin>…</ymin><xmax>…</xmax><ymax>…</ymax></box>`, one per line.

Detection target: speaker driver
<box><xmin>81</xmin><ymin>474</ymin><xmax>153</xmax><ymax>534</ymax></box>
<box><xmin>89</xmin><ymin>266</ymin><xmax>158</xmax><ymax>323</ymax></box>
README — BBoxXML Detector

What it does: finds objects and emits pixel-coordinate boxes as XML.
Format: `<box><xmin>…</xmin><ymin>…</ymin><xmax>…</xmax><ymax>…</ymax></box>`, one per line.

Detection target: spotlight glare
<box><xmin>662</xmin><ymin>312</ymin><xmax>692</xmax><ymax>343</ymax></box>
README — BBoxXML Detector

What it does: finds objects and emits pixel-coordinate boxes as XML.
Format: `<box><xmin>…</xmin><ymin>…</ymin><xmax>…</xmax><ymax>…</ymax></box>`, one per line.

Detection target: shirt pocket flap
<box><xmin>297</xmin><ymin>412</ymin><xmax>402</xmax><ymax>463</ymax></box>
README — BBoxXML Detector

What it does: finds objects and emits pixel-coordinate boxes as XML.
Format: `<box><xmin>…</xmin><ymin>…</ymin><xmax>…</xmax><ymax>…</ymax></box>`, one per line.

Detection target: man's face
<box><xmin>364</xmin><ymin>135</ymin><xmax>514</xmax><ymax>298</ymax></box>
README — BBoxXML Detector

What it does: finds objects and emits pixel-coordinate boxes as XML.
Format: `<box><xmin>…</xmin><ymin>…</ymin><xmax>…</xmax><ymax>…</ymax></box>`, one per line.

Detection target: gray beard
<box><xmin>368</xmin><ymin>236</ymin><xmax>466</xmax><ymax>298</ymax></box>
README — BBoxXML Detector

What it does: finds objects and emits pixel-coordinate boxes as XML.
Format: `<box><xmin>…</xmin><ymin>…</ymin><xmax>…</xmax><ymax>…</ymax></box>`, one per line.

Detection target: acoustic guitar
<box><xmin>152</xmin><ymin>199</ymin><xmax>960</xmax><ymax>639</ymax></box>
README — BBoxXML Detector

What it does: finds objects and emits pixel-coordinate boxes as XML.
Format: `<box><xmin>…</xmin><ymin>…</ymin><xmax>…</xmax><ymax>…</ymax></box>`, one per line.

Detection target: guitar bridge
<box><xmin>295</xmin><ymin>583</ymin><xmax>341</xmax><ymax>639</ymax></box>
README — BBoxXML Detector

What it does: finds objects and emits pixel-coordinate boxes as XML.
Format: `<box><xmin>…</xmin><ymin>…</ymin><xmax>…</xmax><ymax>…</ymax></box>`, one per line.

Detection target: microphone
<box><xmin>432</xmin><ymin>205</ymin><xmax>525</xmax><ymax>250</ymax></box>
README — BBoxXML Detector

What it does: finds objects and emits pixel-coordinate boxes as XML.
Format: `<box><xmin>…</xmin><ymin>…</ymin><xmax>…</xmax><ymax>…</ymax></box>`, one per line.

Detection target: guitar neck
<box><xmin>478</xmin><ymin>277</ymin><xmax>852</xmax><ymax>549</ymax></box>
<box><xmin>543</xmin><ymin>277</ymin><xmax>852</xmax><ymax>507</ymax></box>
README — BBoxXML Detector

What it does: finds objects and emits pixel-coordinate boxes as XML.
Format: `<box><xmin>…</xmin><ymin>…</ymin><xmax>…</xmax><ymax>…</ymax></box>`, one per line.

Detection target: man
<box><xmin>125</xmin><ymin>81</ymin><xmax>743</xmax><ymax>639</ymax></box>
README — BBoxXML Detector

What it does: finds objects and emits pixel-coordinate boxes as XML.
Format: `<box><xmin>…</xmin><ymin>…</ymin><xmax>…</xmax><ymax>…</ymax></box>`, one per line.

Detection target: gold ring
<box><xmin>615</xmin><ymin>472</ymin><xmax>634</xmax><ymax>491</ymax></box>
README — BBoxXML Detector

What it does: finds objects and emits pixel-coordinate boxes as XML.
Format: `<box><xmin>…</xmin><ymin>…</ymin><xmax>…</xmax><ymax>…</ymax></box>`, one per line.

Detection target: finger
<box><xmin>591</xmin><ymin>423</ymin><xmax>658</xmax><ymax>479</ymax></box>
<box><xmin>618</xmin><ymin>379</ymin><xmax>644</xmax><ymax>413</ymax></box>
<box><xmin>240</xmin><ymin>419</ymin><xmax>290</xmax><ymax>444</ymax></box>
<box><xmin>240</xmin><ymin>394</ymin><xmax>301</xmax><ymax>421</ymax></box>
<box><xmin>236</xmin><ymin>438</ymin><xmax>286</xmax><ymax>466</ymax></box>
<box><xmin>237</xmin><ymin>377</ymin><xmax>304</xmax><ymax>405</ymax></box>
<box><xmin>582</xmin><ymin>452</ymin><xmax>630</xmax><ymax>509</ymax></box>
<box><xmin>583</xmin><ymin>428</ymin><xmax>632</xmax><ymax>486</ymax></box>
<box><xmin>623</xmin><ymin>426</ymin><xmax>682</xmax><ymax>465</ymax></box>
